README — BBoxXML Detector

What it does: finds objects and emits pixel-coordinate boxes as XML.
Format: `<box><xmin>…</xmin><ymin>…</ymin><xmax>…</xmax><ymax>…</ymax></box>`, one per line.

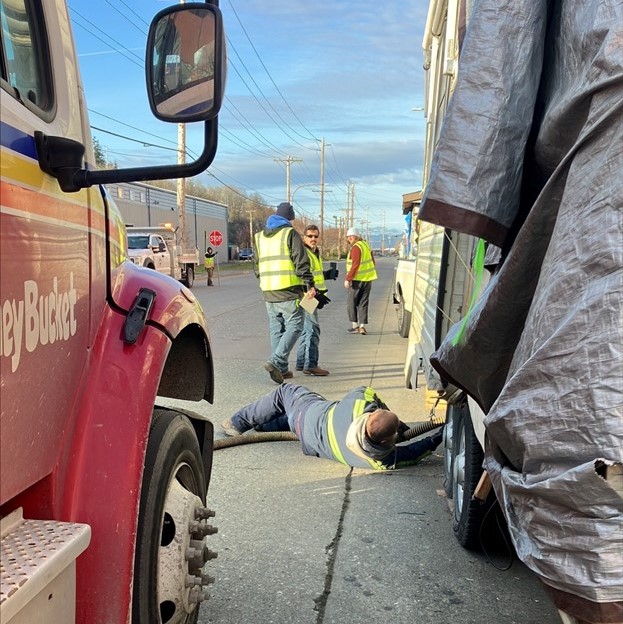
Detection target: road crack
<box><xmin>314</xmin><ymin>469</ymin><xmax>352</xmax><ymax>623</ymax></box>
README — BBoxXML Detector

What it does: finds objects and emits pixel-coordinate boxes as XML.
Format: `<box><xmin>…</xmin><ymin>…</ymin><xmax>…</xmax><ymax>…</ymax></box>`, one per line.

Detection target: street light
<box><xmin>291</xmin><ymin>183</ymin><xmax>320</xmax><ymax>201</ymax></box>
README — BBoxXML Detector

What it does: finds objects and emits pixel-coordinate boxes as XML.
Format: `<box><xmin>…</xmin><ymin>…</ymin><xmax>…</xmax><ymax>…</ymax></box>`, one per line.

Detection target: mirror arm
<box><xmin>77</xmin><ymin>118</ymin><xmax>218</xmax><ymax>189</ymax></box>
<box><xmin>36</xmin><ymin>119</ymin><xmax>218</xmax><ymax>193</ymax></box>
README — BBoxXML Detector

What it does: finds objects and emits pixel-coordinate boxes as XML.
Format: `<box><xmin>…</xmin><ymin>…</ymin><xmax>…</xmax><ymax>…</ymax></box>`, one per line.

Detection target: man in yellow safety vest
<box><xmin>204</xmin><ymin>246</ymin><xmax>217</xmax><ymax>286</ymax></box>
<box><xmin>221</xmin><ymin>384</ymin><xmax>443</xmax><ymax>470</ymax></box>
<box><xmin>295</xmin><ymin>224</ymin><xmax>332</xmax><ymax>376</ymax></box>
<box><xmin>344</xmin><ymin>227</ymin><xmax>377</xmax><ymax>335</ymax></box>
<box><xmin>255</xmin><ymin>202</ymin><xmax>316</xmax><ymax>384</ymax></box>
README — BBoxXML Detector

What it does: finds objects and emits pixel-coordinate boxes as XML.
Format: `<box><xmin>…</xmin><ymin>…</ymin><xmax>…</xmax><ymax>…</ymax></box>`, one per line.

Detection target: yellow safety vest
<box><xmin>346</xmin><ymin>240</ymin><xmax>377</xmax><ymax>281</ymax></box>
<box><xmin>255</xmin><ymin>227</ymin><xmax>304</xmax><ymax>291</ymax></box>
<box><xmin>204</xmin><ymin>256</ymin><xmax>214</xmax><ymax>269</ymax></box>
<box><xmin>325</xmin><ymin>386</ymin><xmax>387</xmax><ymax>470</ymax></box>
<box><xmin>307</xmin><ymin>249</ymin><xmax>326</xmax><ymax>291</ymax></box>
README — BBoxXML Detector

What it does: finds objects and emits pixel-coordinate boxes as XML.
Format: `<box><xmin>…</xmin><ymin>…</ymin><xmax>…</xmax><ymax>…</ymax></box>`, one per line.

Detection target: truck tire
<box><xmin>133</xmin><ymin>408</ymin><xmax>215</xmax><ymax>624</ymax></box>
<box><xmin>144</xmin><ymin>261</ymin><xmax>155</xmax><ymax>269</ymax></box>
<box><xmin>183</xmin><ymin>265</ymin><xmax>194</xmax><ymax>288</ymax></box>
<box><xmin>443</xmin><ymin>403</ymin><xmax>465</xmax><ymax>498</ymax></box>
<box><xmin>396</xmin><ymin>294</ymin><xmax>411</xmax><ymax>338</ymax></box>
<box><xmin>451</xmin><ymin>404</ymin><xmax>488</xmax><ymax>550</ymax></box>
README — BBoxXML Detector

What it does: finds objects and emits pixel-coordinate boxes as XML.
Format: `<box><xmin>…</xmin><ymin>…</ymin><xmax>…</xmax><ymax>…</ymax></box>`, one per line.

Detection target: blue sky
<box><xmin>70</xmin><ymin>0</ymin><xmax>429</xmax><ymax>233</ymax></box>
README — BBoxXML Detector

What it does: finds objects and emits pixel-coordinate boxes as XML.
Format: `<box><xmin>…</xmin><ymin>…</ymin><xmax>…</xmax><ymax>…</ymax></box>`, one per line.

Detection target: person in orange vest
<box><xmin>344</xmin><ymin>228</ymin><xmax>377</xmax><ymax>335</ymax></box>
<box><xmin>204</xmin><ymin>247</ymin><xmax>217</xmax><ymax>286</ymax></box>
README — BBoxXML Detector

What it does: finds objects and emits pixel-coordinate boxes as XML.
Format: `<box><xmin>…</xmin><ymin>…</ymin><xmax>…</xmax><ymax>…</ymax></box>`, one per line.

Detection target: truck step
<box><xmin>0</xmin><ymin>508</ymin><xmax>91</xmax><ymax>624</ymax></box>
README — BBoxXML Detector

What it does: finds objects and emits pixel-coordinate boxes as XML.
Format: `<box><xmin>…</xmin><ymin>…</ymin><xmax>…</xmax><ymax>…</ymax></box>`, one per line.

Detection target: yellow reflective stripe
<box><xmin>352</xmin><ymin>399</ymin><xmax>366</xmax><ymax>418</ymax></box>
<box><xmin>359</xmin><ymin>387</ymin><xmax>387</xmax><ymax>469</ymax></box>
<box><xmin>327</xmin><ymin>406</ymin><xmax>348</xmax><ymax>465</ymax></box>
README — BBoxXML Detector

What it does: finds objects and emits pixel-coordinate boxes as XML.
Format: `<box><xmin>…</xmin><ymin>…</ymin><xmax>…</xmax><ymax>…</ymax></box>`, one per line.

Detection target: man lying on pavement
<box><xmin>221</xmin><ymin>384</ymin><xmax>443</xmax><ymax>470</ymax></box>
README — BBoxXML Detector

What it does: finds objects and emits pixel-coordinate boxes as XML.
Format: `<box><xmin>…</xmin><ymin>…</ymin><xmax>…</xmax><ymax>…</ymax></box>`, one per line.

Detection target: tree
<box><xmin>93</xmin><ymin>137</ymin><xmax>106</xmax><ymax>167</ymax></box>
<box><xmin>92</xmin><ymin>137</ymin><xmax>117</xmax><ymax>169</ymax></box>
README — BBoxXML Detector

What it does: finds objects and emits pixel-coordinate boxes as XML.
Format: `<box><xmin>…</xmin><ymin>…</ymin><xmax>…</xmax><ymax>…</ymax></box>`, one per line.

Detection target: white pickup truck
<box><xmin>127</xmin><ymin>225</ymin><xmax>199</xmax><ymax>288</ymax></box>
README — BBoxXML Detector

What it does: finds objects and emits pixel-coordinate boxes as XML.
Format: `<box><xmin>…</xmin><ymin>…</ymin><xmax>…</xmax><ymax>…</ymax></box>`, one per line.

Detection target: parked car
<box><xmin>239</xmin><ymin>247</ymin><xmax>254</xmax><ymax>260</ymax></box>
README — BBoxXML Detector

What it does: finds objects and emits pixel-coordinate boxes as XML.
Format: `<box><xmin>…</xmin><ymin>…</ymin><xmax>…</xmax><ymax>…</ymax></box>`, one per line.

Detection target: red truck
<box><xmin>1</xmin><ymin>2</ymin><xmax>225</xmax><ymax>622</ymax></box>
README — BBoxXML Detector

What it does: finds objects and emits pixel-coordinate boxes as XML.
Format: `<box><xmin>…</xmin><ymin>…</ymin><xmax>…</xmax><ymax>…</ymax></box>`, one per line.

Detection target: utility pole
<box><xmin>177</xmin><ymin>123</ymin><xmax>186</xmax><ymax>247</ymax></box>
<box><xmin>246</xmin><ymin>210</ymin><xmax>255</xmax><ymax>248</ymax></box>
<box><xmin>274</xmin><ymin>155</ymin><xmax>302</xmax><ymax>202</ymax></box>
<box><xmin>176</xmin><ymin>0</ymin><xmax>186</xmax><ymax>248</ymax></box>
<box><xmin>319</xmin><ymin>138</ymin><xmax>329</xmax><ymax>249</ymax></box>
<box><xmin>345</xmin><ymin>182</ymin><xmax>351</xmax><ymax>230</ymax></box>
<box><xmin>381</xmin><ymin>212</ymin><xmax>386</xmax><ymax>254</ymax></box>
<box><xmin>350</xmin><ymin>182</ymin><xmax>355</xmax><ymax>229</ymax></box>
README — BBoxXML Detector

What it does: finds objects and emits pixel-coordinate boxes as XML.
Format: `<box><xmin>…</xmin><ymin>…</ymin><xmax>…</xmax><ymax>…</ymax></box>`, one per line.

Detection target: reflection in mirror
<box><xmin>150</xmin><ymin>8</ymin><xmax>216</xmax><ymax>121</ymax></box>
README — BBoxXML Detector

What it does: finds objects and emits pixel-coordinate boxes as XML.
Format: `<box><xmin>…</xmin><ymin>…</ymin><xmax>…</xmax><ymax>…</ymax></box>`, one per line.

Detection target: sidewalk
<box><xmin>287</xmin><ymin>256</ymin><xmax>430</xmax><ymax>424</ymax></box>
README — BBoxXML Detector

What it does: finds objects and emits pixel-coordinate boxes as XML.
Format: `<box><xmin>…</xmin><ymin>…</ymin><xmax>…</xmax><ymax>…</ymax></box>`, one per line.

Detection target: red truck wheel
<box><xmin>133</xmin><ymin>409</ymin><xmax>216</xmax><ymax>623</ymax></box>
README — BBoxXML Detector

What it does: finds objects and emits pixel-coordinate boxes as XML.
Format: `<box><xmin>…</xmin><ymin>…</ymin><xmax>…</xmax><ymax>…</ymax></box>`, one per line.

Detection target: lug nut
<box><xmin>195</xmin><ymin>506</ymin><xmax>216</xmax><ymax>520</ymax></box>
<box><xmin>188</xmin><ymin>586</ymin><xmax>210</xmax><ymax>604</ymax></box>
<box><xmin>186</xmin><ymin>574</ymin><xmax>201</xmax><ymax>588</ymax></box>
<box><xmin>189</xmin><ymin>519</ymin><xmax>219</xmax><ymax>538</ymax></box>
<box><xmin>205</xmin><ymin>548</ymin><xmax>218</xmax><ymax>561</ymax></box>
<box><xmin>201</xmin><ymin>574</ymin><xmax>216</xmax><ymax>586</ymax></box>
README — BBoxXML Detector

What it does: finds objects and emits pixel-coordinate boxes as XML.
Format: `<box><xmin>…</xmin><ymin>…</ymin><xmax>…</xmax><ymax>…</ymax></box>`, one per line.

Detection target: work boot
<box><xmin>282</xmin><ymin>371</ymin><xmax>294</xmax><ymax>379</ymax></box>
<box><xmin>303</xmin><ymin>366</ymin><xmax>330</xmax><ymax>376</ymax></box>
<box><xmin>264</xmin><ymin>361</ymin><xmax>284</xmax><ymax>384</ymax></box>
<box><xmin>221</xmin><ymin>418</ymin><xmax>244</xmax><ymax>437</ymax></box>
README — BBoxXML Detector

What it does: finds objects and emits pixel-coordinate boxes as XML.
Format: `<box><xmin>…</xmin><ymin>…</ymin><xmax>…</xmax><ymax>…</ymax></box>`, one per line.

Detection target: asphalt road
<box><xmin>163</xmin><ymin>257</ymin><xmax>561</xmax><ymax>624</ymax></box>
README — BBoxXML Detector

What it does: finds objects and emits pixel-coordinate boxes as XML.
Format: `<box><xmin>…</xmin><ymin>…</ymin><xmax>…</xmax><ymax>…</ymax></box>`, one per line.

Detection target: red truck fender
<box><xmin>55</xmin><ymin>262</ymin><xmax>215</xmax><ymax>623</ymax></box>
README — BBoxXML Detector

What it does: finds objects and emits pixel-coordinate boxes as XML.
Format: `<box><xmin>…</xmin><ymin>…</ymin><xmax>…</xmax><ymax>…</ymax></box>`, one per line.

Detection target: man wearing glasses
<box><xmin>295</xmin><ymin>225</ymin><xmax>331</xmax><ymax>376</ymax></box>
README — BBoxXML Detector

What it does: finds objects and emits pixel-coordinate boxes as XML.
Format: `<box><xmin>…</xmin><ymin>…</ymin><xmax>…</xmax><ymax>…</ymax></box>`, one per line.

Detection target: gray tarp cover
<box><xmin>418</xmin><ymin>0</ymin><xmax>623</xmax><ymax>606</ymax></box>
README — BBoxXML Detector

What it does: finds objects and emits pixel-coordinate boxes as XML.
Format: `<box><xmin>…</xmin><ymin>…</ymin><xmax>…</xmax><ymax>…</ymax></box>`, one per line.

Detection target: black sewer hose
<box><xmin>213</xmin><ymin>417</ymin><xmax>446</xmax><ymax>450</ymax></box>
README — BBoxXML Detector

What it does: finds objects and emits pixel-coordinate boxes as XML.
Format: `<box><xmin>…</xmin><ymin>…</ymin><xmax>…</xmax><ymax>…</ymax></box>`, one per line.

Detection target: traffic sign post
<box><xmin>209</xmin><ymin>230</ymin><xmax>223</xmax><ymax>247</ymax></box>
<box><xmin>206</xmin><ymin>230</ymin><xmax>223</xmax><ymax>286</ymax></box>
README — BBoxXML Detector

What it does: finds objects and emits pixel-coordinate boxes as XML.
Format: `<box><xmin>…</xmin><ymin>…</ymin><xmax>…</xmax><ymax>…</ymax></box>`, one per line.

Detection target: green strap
<box><xmin>451</xmin><ymin>238</ymin><xmax>486</xmax><ymax>346</ymax></box>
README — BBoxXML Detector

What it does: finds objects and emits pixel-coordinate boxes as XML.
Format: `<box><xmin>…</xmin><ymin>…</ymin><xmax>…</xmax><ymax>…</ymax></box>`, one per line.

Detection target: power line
<box><xmin>107</xmin><ymin>0</ymin><xmax>149</xmax><ymax>29</ymax></box>
<box><xmin>103</xmin><ymin>0</ymin><xmax>147</xmax><ymax>35</ymax></box>
<box><xmin>226</xmin><ymin>34</ymin><xmax>317</xmax><ymax>146</ymax></box>
<box><xmin>222</xmin><ymin>99</ymin><xmax>288</xmax><ymax>156</ymax></box>
<box><xmin>226</xmin><ymin>56</ymin><xmax>315</xmax><ymax>152</ymax></box>
<box><xmin>226</xmin><ymin>0</ymin><xmax>318</xmax><ymax>142</ymax></box>
<box><xmin>68</xmin><ymin>7</ymin><xmax>143</xmax><ymax>67</ymax></box>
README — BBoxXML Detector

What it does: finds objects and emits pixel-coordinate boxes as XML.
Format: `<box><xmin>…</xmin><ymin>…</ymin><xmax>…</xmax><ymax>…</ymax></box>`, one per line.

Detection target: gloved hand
<box><xmin>314</xmin><ymin>291</ymin><xmax>331</xmax><ymax>309</ymax></box>
<box><xmin>396</xmin><ymin>421</ymin><xmax>410</xmax><ymax>443</ymax></box>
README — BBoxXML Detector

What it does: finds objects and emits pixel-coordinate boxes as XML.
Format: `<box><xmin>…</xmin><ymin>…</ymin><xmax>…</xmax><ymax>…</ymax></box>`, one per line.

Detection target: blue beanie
<box><xmin>276</xmin><ymin>202</ymin><xmax>295</xmax><ymax>221</ymax></box>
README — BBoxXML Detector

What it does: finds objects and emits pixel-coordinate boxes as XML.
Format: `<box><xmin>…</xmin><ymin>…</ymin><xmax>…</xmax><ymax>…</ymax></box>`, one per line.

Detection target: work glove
<box><xmin>314</xmin><ymin>291</ymin><xmax>331</xmax><ymax>309</ymax></box>
<box><xmin>396</xmin><ymin>421</ymin><xmax>410</xmax><ymax>443</ymax></box>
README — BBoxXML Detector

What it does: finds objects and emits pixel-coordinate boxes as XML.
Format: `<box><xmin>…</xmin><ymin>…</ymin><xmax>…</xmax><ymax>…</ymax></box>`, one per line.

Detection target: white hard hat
<box><xmin>346</xmin><ymin>227</ymin><xmax>359</xmax><ymax>237</ymax></box>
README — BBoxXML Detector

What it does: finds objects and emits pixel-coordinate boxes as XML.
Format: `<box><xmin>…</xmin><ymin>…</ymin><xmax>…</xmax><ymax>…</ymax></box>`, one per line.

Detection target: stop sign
<box><xmin>209</xmin><ymin>230</ymin><xmax>223</xmax><ymax>246</ymax></box>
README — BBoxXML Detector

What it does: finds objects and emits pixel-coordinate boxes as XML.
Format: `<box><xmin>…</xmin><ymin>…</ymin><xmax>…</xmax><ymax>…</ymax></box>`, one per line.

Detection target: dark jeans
<box><xmin>231</xmin><ymin>384</ymin><xmax>326</xmax><ymax>436</ymax></box>
<box><xmin>347</xmin><ymin>280</ymin><xmax>372</xmax><ymax>325</ymax></box>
